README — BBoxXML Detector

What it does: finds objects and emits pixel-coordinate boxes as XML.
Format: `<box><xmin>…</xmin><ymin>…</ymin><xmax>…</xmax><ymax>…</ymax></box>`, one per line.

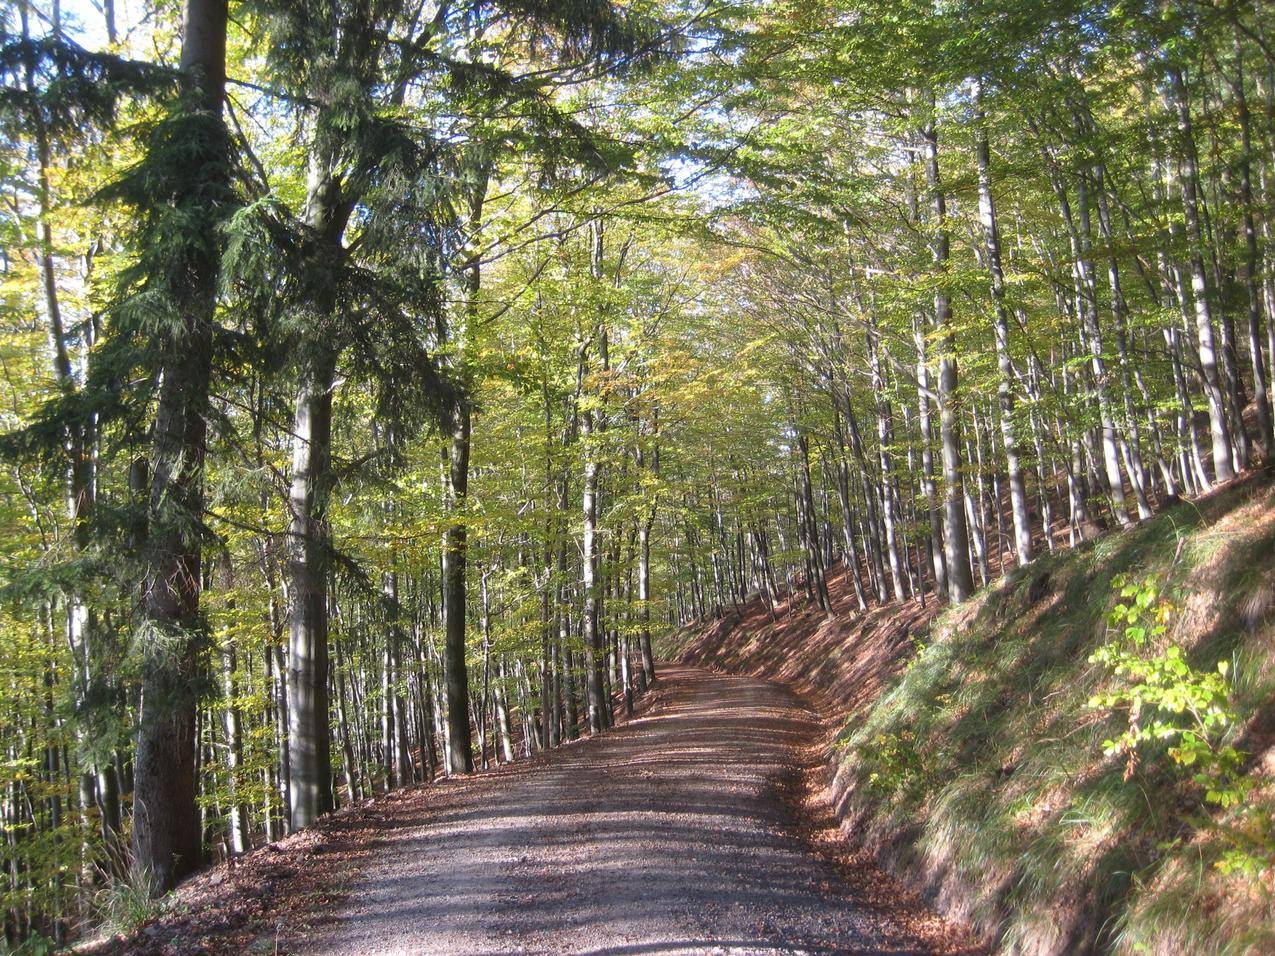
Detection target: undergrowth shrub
<box><xmin>1088</xmin><ymin>573</ymin><xmax>1270</xmax><ymax>878</ymax></box>
<box><xmin>865</xmin><ymin>729</ymin><xmax>926</xmax><ymax>797</ymax></box>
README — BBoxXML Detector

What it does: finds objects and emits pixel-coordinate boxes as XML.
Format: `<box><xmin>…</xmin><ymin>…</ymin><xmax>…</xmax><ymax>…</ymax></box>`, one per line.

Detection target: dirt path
<box><xmin>292</xmin><ymin>665</ymin><xmax>960</xmax><ymax>955</ymax></box>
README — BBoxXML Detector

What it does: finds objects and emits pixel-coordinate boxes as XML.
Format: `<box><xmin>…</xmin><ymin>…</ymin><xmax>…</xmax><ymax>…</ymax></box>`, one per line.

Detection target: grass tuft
<box><xmin>93</xmin><ymin>866</ymin><xmax>171</xmax><ymax>936</ymax></box>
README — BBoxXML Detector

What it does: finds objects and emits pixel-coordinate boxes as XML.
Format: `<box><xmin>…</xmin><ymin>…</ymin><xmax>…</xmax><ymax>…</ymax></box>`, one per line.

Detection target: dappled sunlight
<box><xmin>293</xmin><ymin>666</ymin><xmax>960</xmax><ymax>955</ymax></box>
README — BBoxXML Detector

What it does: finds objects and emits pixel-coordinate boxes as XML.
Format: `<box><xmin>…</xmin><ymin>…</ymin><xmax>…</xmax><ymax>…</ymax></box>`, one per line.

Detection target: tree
<box><xmin>126</xmin><ymin>0</ymin><xmax>234</xmax><ymax>891</ymax></box>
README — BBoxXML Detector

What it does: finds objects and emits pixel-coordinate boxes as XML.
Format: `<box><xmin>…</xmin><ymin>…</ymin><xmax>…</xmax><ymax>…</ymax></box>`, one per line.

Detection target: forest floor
<box><xmin>95</xmin><ymin>665</ymin><xmax>978</xmax><ymax>955</ymax></box>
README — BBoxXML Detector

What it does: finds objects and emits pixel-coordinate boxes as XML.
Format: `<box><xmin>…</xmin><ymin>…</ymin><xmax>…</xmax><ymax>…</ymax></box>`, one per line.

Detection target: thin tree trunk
<box><xmin>1233</xmin><ymin>40</ymin><xmax>1274</xmax><ymax>456</ymax></box>
<box><xmin>974</xmin><ymin>91</ymin><xmax>1032</xmax><ymax>565</ymax></box>
<box><xmin>219</xmin><ymin>558</ymin><xmax>248</xmax><ymax>855</ymax></box>
<box><xmin>922</xmin><ymin>113</ymin><xmax>975</xmax><ymax>602</ymax></box>
<box><xmin>1169</xmin><ymin>64</ymin><xmax>1236</xmax><ymax>482</ymax></box>
<box><xmin>442</xmin><ymin>402</ymin><xmax>474</xmax><ymax>773</ymax></box>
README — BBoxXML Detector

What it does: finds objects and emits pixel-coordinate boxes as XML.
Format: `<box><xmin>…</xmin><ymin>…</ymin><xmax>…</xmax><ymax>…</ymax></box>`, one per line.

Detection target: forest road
<box><xmin>294</xmin><ymin>665</ymin><xmax>948</xmax><ymax>955</ymax></box>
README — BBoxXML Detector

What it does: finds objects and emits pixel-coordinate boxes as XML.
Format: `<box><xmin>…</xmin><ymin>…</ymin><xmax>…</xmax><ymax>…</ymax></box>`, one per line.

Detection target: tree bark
<box><xmin>442</xmin><ymin>402</ymin><xmax>474</xmax><ymax>773</ymax></box>
<box><xmin>922</xmin><ymin>114</ymin><xmax>975</xmax><ymax>602</ymax></box>
<box><xmin>286</xmin><ymin>345</ymin><xmax>336</xmax><ymax>828</ymax></box>
<box><xmin>1168</xmin><ymin>64</ymin><xmax>1236</xmax><ymax>482</ymax></box>
<box><xmin>973</xmin><ymin>95</ymin><xmax>1033</xmax><ymax>565</ymax></box>
<box><xmin>581</xmin><ymin>390</ymin><xmax>606</xmax><ymax>733</ymax></box>
<box><xmin>132</xmin><ymin>0</ymin><xmax>229</xmax><ymax>892</ymax></box>
<box><xmin>1233</xmin><ymin>40</ymin><xmax>1274</xmax><ymax>457</ymax></box>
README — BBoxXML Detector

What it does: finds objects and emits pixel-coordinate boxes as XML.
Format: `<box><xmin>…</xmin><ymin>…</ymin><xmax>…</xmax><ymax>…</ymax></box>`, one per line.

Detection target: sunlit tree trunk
<box><xmin>1168</xmin><ymin>65</ymin><xmax>1236</xmax><ymax>483</ymax></box>
<box><xmin>1233</xmin><ymin>41</ymin><xmax>1274</xmax><ymax>457</ymax></box>
<box><xmin>286</xmin><ymin>341</ymin><xmax>336</xmax><ymax>828</ymax></box>
<box><xmin>582</xmin><ymin>273</ymin><xmax>606</xmax><ymax>734</ymax></box>
<box><xmin>922</xmin><ymin>114</ymin><xmax>975</xmax><ymax>602</ymax></box>
<box><xmin>1092</xmin><ymin>167</ymin><xmax>1154</xmax><ymax>518</ymax></box>
<box><xmin>974</xmin><ymin>91</ymin><xmax>1032</xmax><ymax>565</ymax></box>
<box><xmin>636</xmin><ymin>418</ymin><xmax>658</xmax><ymax>688</ymax></box>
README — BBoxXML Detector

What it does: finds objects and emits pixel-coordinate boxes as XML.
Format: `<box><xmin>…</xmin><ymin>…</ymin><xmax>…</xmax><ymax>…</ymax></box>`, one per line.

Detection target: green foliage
<box><xmin>1089</xmin><ymin>573</ymin><xmax>1272</xmax><ymax>883</ymax></box>
<box><xmin>1089</xmin><ymin>574</ymin><xmax>1249</xmax><ymax>809</ymax></box>
<box><xmin>5</xmin><ymin>0</ymin><xmax>1275</xmax><ymax>946</ymax></box>
<box><xmin>0</xmin><ymin>33</ymin><xmax>168</xmax><ymax>142</ymax></box>
<box><xmin>864</xmin><ymin>729</ymin><xmax>926</xmax><ymax>798</ymax></box>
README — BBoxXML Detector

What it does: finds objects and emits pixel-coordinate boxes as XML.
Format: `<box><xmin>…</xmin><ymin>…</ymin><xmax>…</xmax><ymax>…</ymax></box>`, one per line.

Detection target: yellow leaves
<box><xmin>696</xmin><ymin>250</ymin><xmax>751</xmax><ymax>280</ymax></box>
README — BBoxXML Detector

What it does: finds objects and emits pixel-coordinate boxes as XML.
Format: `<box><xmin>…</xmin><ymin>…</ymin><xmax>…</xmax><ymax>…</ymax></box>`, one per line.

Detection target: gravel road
<box><xmin>294</xmin><ymin>665</ymin><xmax>948</xmax><ymax>955</ymax></box>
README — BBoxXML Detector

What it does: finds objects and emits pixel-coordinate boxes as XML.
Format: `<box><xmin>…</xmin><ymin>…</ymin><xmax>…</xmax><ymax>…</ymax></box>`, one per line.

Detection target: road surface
<box><xmin>296</xmin><ymin>665</ymin><xmax>948</xmax><ymax>955</ymax></box>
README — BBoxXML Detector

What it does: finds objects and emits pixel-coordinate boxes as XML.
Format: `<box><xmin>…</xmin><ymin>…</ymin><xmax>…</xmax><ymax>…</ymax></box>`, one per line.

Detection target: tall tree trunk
<box><xmin>219</xmin><ymin>558</ymin><xmax>248</xmax><ymax>855</ymax></box>
<box><xmin>922</xmin><ymin>114</ymin><xmax>975</xmax><ymax>602</ymax></box>
<box><xmin>974</xmin><ymin>93</ymin><xmax>1032</xmax><ymax>565</ymax></box>
<box><xmin>20</xmin><ymin>0</ymin><xmax>117</xmax><ymax>876</ymax></box>
<box><xmin>864</xmin><ymin>315</ymin><xmax>907</xmax><ymax>599</ymax></box>
<box><xmin>1233</xmin><ymin>40</ymin><xmax>1274</xmax><ymax>457</ymax></box>
<box><xmin>556</xmin><ymin>476</ymin><xmax>578</xmax><ymax>741</ymax></box>
<box><xmin>442</xmin><ymin>401</ymin><xmax>474</xmax><ymax>773</ymax></box>
<box><xmin>795</xmin><ymin>428</ymin><xmax>832</xmax><ymax>613</ymax></box>
<box><xmin>637</xmin><ymin>515</ymin><xmax>656</xmax><ymax>687</ymax></box>
<box><xmin>582</xmin><ymin>222</ymin><xmax>609</xmax><ymax>735</ymax></box>
<box><xmin>636</xmin><ymin>415</ymin><xmax>658</xmax><ymax>688</ymax></box>
<box><xmin>1093</xmin><ymin>166</ymin><xmax>1154</xmax><ymax>518</ymax></box>
<box><xmin>333</xmin><ymin>638</ymin><xmax>359</xmax><ymax>801</ymax></box>
<box><xmin>581</xmin><ymin>391</ymin><xmax>606</xmax><ymax>733</ymax></box>
<box><xmin>286</xmin><ymin>345</ymin><xmax>336</xmax><ymax>828</ymax></box>
<box><xmin>913</xmin><ymin>318</ymin><xmax>947</xmax><ymax>595</ymax></box>
<box><xmin>132</xmin><ymin>0</ymin><xmax>229</xmax><ymax>892</ymax></box>
<box><xmin>496</xmin><ymin>657</ymin><xmax>516</xmax><ymax>763</ymax></box>
<box><xmin>1168</xmin><ymin>64</ymin><xmax>1236</xmax><ymax>482</ymax></box>
<box><xmin>438</xmin><ymin>162</ymin><xmax>490</xmax><ymax>775</ymax></box>
<box><xmin>1045</xmin><ymin>136</ymin><xmax>1132</xmax><ymax>527</ymax></box>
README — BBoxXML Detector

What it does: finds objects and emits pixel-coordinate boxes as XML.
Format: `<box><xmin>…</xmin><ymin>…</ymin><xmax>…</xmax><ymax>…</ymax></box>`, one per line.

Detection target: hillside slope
<box><xmin>658</xmin><ymin>473</ymin><xmax>1275</xmax><ymax>955</ymax></box>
